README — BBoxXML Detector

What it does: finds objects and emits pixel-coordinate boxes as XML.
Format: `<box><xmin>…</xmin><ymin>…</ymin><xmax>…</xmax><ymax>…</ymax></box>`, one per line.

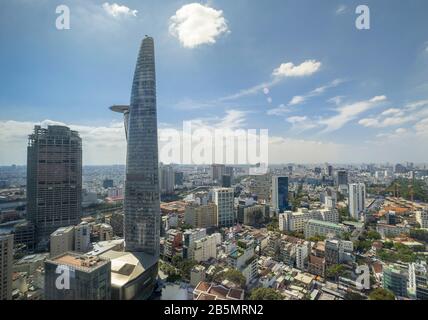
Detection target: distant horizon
<box><xmin>1</xmin><ymin>162</ymin><xmax>427</xmax><ymax>168</ymax></box>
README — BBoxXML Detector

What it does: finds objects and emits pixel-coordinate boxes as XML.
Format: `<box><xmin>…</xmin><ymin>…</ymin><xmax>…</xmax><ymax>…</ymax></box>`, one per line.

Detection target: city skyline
<box><xmin>1</xmin><ymin>0</ymin><xmax>428</xmax><ymax>165</ymax></box>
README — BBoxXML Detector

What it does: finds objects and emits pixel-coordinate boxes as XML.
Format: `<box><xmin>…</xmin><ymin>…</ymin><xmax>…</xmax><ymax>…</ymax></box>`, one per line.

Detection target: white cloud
<box><xmin>359</xmin><ymin>99</ymin><xmax>428</xmax><ymax>128</ymax></box>
<box><xmin>287</xmin><ymin>116</ymin><xmax>308</xmax><ymax>123</ymax></box>
<box><xmin>335</xmin><ymin>5</ymin><xmax>347</xmax><ymax>15</ymax></box>
<box><xmin>220</xmin><ymin>59</ymin><xmax>322</xmax><ymax>102</ymax></box>
<box><xmin>272</xmin><ymin>60</ymin><xmax>322</xmax><ymax>78</ymax></box>
<box><xmin>289</xmin><ymin>96</ymin><xmax>305</xmax><ymax>106</ymax></box>
<box><xmin>319</xmin><ymin>95</ymin><xmax>387</xmax><ymax>132</ymax></box>
<box><xmin>169</xmin><ymin>3</ymin><xmax>229</xmax><ymax>48</ymax></box>
<box><xmin>219</xmin><ymin>79</ymin><xmax>281</xmax><ymax>101</ymax></box>
<box><xmin>286</xmin><ymin>78</ymin><xmax>344</xmax><ymax>106</ymax></box>
<box><xmin>328</xmin><ymin>96</ymin><xmax>345</xmax><ymax>106</ymax></box>
<box><xmin>267</xmin><ymin>104</ymin><xmax>290</xmax><ymax>116</ymax></box>
<box><xmin>102</xmin><ymin>2</ymin><xmax>138</xmax><ymax>18</ymax></box>
<box><xmin>415</xmin><ymin>118</ymin><xmax>428</xmax><ymax>136</ymax></box>
<box><xmin>267</xmin><ymin>79</ymin><xmax>345</xmax><ymax>115</ymax></box>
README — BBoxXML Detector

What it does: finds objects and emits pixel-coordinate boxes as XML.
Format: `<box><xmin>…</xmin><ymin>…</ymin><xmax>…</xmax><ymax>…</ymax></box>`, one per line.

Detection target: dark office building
<box><xmin>336</xmin><ymin>170</ymin><xmax>348</xmax><ymax>186</ymax></box>
<box><xmin>272</xmin><ymin>176</ymin><xmax>289</xmax><ymax>213</ymax></box>
<box><xmin>44</xmin><ymin>253</ymin><xmax>111</xmax><ymax>300</ymax></box>
<box><xmin>174</xmin><ymin>171</ymin><xmax>184</xmax><ymax>186</ymax></box>
<box><xmin>222</xmin><ymin>174</ymin><xmax>232</xmax><ymax>188</ymax></box>
<box><xmin>13</xmin><ymin>221</ymin><xmax>35</xmax><ymax>252</ymax></box>
<box><xmin>103</xmin><ymin>179</ymin><xmax>114</xmax><ymax>189</ymax></box>
<box><xmin>27</xmin><ymin>125</ymin><xmax>82</xmax><ymax>246</ymax></box>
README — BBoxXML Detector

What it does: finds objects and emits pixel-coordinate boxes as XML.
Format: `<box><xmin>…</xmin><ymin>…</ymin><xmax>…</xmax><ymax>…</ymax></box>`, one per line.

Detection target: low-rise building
<box><xmin>193</xmin><ymin>281</ymin><xmax>244</xmax><ymax>300</ymax></box>
<box><xmin>304</xmin><ymin>220</ymin><xmax>349</xmax><ymax>239</ymax></box>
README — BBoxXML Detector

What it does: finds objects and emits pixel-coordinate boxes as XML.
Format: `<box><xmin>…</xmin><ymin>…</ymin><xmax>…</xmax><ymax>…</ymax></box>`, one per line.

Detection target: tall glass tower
<box><xmin>125</xmin><ymin>36</ymin><xmax>160</xmax><ymax>255</ymax></box>
<box><xmin>272</xmin><ymin>176</ymin><xmax>289</xmax><ymax>214</ymax></box>
<box><xmin>110</xmin><ymin>36</ymin><xmax>160</xmax><ymax>300</ymax></box>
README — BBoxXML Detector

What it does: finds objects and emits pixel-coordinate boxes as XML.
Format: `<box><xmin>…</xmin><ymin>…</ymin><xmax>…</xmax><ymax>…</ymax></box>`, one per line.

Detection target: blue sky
<box><xmin>1</xmin><ymin>0</ymin><xmax>428</xmax><ymax>165</ymax></box>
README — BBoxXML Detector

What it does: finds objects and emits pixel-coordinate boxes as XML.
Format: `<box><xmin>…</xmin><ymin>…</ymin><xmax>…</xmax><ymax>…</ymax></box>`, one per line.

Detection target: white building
<box><xmin>213</xmin><ymin>188</ymin><xmax>235</xmax><ymax>227</ymax></box>
<box><xmin>416</xmin><ymin>210</ymin><xmax>428</xmax><ymax>229</ymax></box>
<box><xmin>348</xmin><ymin>183</ymin><xmax>366</xmax><ymax>220</ymax></box>
<box><xmin>296</xmin><ymin>243</ymin><xmax>309</xmax><ymax>270</ymax></box>
<box><xmin>279</xmin><ymin>208</ymin><xmax>339</xmax><ymax>233</ymax></box>
<box><xmin>74</xmin><ymin>222</ymin><xmax>91</xmax><ymax>253</ymax></box>
<box><xmin>304</xmin><ymin>220</ymin><xmax>349</xmax><ymax>239</ymax></box>
<box><xmin>50</xmin><ymin>226</ymin><xmax>74</xmax><ymax>257</ymax></box>
<box><xmin>183</xmin><ymin>229</ymin><xmax>207</xmax><ymax>259</ymax></box>
<box><xmin>227</xmin><ymin>239</ymin><xmax>258</xmax><ymax>285</ymax></box>
<box><xmin>191</xmin><ymin>233</ymin><xmax>221</xmax><ymax>262</ymax></box>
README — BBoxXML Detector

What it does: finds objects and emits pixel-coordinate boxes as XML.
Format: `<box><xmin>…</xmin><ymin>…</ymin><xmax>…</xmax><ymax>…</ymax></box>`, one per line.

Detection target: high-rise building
<box><xmin>103</xmin><ymin>179</ymin><xmax>114</xmax><ymax>189</ymax></box>
<box><xmin>110</xmin><ymin>36</ymin><xmax>160</xmax><ymax>299</ymax></box>
<box><xmin>211</xmin><ymin>164</ymin><xmax>226</xmax><ymax>183</ymax></box>
<box><xmin>184</xmin><ymin>202</ymin><xmax>218</xmax><ymax>228</ymax></box>
<box><xmin>0</xmin><ymin>234</ymin><xmax>13</xmax><ymax>300</ymax></box>
<box><xmin>44</xmin><ymin>253</ymin><xmax>111</xmax><ymax>300</ymax></box>
<box><xmin>222</xmin><ymin>174</ymin><xmax>232</xmax><ymax>188</ymax></box>
<box><xmin>213</xmin><ymin>188</ymin><xmax>235</xmax><ymax>227</ymax></box>
<box><xmin>159</xmin><ymin>164</ymin><xmax>175</xmax><ymax>194</ymax></box>
<box><xmin>174</xmin><ymin>171</ymin><xmax>184</xmax><ymax>186</ymax></box>
<box><xmin>27</xmin><ymin>125</ymin><xmax>82</xmax><ymax>246</ymax></box>
<box><xmin>336</xmin><ymin>170</ymin><xmax>348</xmax><ymax>186</ymax></box>
<box><xmin>74</xmin><ymin>222</ymin><xmax>91</xmax><ymax>253</ymax></box>
<box><xmin>348</xmin><ymin>183</ymin><xmax>366</xmax><ymax>220</ymax></box>
<box><xmin>272</xmin><ymin>176</ymin><xmax>289</xmax><ymax>214</ymax></box>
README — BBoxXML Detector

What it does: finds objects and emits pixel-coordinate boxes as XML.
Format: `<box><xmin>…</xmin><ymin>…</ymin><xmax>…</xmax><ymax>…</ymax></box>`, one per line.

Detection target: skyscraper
<box><xmin>336</xmin><ymin>170</ymin><xmax>348</xmax><ymax>186</ymax></box>
<box><xmin>272</xmin><ymin>176</ymin><xmax>289</xmax><ymax>214</ymax></box>
<box><xmin>0</xmin><ymin>234</ymin><xmax>13</xmax><ymax>300</ymax></box>
<box><xmin>110</xmin><ymin>36</ymin><xmax>160</xmax><ymax>299</ymax></box>
<box><xmin>159</xmin><ymin>164</ymin><xmax>175</xmax><ymax>194</ymax></box>
<box><xmin>211</xmin><ymin>164</ymin><xmax>226</xmax><ymax>183</ymax></box>
<box><xmin>213</xmin><ymin>188</ymin><xmax>235</xmax><ymax>227</ymax></box>
<box><xmin>348</xmin><ymin>183</ymin><xmax>366</xmax><ymax>220</ymax></box>
<box><xmin>27</xmin><ymin>125</ymin><xmax>82</xmax><ymax>247</ymax></box>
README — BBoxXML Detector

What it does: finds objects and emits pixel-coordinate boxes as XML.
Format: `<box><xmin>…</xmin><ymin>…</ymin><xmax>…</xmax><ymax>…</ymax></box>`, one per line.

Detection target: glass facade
<box><xmin>124</xmin><ymin>36</ymin><xmax>160</xmax><ymax>257</ymax></box>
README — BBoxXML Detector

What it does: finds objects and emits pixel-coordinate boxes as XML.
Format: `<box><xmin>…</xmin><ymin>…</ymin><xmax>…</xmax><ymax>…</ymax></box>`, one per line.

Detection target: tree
<box><xmin>308</xmin><ymin>235</ymin><xmax>326</xmax><ymax>242</ymax></box>
<box><xmin>215</xmin><ymin>269</ymin><xmax>246</xmax><ymax>288</ymax></box>
<box><xmin>170</xmin><ymin>256</ymin><xmax>198</xmax><ymax>279</ymax></box>
<box><xmin>354</xmin><ymin>239</ymin><xmax>372</xmax><ymax>253</ymax></box>
<box><xmin>344</xmin><ymin>292</ymin><xmax>366</xmax><ymax>300</ymax></box>
<box><xmin>250</xmin><ymin>288</ymin><xmax>283</xmax><ymax>300</ymax></box>
<box><xmin>326</xmin><ymin>264</ymin><xmax>346</xmax><ymax>281</ymax></box>
<box><xmin>369</xmin><ymin>288</ymin><xmax>395</xmax><ymax>300</ymax></box>
<box><xmin>267</xmin><ymin>217</ymin><xmax>279</xmax><ymax>232</ymax></box>
<box><xmin>367</xmin><ymin>230</ymin><xmax>381</xmax><ymax>240</ymax></box>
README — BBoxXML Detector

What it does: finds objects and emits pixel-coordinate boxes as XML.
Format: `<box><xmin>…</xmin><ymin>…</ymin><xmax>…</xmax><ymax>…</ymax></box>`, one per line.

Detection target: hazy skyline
<box><xmin>1</xmin><ymin>0</ymin><xmax>428</xmax><ymax>165</ymax></box>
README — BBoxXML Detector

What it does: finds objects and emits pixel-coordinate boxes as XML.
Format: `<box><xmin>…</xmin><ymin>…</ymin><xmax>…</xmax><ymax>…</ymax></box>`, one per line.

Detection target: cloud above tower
<box><xmin>102</xmin><ymin>2</ymin><xmax>138</xmax><ymax>18</ymax></box>
<box><xmin>169</xmin><ymin>3</ymin><xmax>229</xmax><ymax>48</ymax></box>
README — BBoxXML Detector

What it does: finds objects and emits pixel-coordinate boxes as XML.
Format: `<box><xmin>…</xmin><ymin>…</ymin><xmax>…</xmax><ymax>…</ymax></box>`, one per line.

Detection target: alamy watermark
<box><xmin>159</xmin><ymin>121</ymin><xmax>269</xmax><ymax>174</ymax></box>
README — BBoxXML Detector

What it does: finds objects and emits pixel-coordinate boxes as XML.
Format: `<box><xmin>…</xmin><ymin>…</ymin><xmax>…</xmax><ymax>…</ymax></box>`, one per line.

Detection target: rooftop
<box><xmin>49</xmin><ymin>252</ymin><xmax>109</xmax><ymax>272</ymax></box>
